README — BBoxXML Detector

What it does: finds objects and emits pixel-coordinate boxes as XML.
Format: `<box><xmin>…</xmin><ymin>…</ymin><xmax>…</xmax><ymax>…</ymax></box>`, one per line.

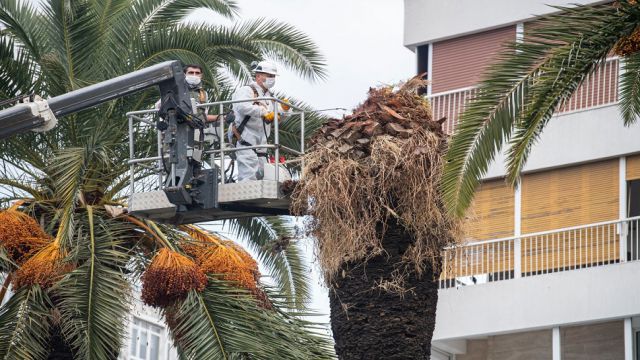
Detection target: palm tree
<box><xmin>292</xmin><ymin>78</ymin><xmax>460</xmax><ymax>359</ymax></box>
<box><xmin>0</xmin><ymin>0</ymin><xmax>334</xmax><ymax>358</ymax></box>
<box><xmin>443</xmin><ymin>0</ymin><xmax>640</xmax><ymax>216</ymax></box>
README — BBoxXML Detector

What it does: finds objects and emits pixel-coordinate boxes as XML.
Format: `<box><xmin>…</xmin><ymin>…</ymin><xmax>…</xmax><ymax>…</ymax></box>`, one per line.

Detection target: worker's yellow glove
<box><xmin>263</xmin><ymin>111</ymin><xmax>275</xmax><ymax>122</ymax></box>
<box><xmin>280</xmin><ymin>98</ymin><xmax>291</xmax><ymax>111</ymax></box>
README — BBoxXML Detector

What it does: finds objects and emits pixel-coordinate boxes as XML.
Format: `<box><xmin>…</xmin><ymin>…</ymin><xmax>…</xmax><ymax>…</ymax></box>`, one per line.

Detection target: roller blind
<box><xmin>431</xmin><ymin>25</ymin><xmax>515</xmax><ymax>93</ymax></box>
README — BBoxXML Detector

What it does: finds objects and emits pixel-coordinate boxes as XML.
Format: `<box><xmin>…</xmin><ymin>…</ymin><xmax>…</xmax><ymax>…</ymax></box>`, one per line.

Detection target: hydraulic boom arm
<box><xmin>0</xmin><ymin>60</ymin><xmax>193</xmax><ymax>139</ymax></box>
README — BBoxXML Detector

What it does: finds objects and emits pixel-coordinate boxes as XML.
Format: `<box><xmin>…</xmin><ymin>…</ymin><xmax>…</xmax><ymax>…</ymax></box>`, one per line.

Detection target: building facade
<box><xmin>118</xmin><ymin>292</ymin><xmax>178</xmax><ymax>360</ymax></box>
<box><xmin>404</xmin><ymin>1</ymin><xmax>640</xmax><ymax>359</ymax></box>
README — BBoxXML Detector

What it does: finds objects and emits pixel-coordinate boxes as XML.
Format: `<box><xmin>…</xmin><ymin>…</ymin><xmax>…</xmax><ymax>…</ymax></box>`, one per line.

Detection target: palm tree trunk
<box><xmin>329</xmin><ymin>219</ymin><xmax>440</xmax><ymax>360</ymax></box>
<box><xmin>47</xmin><ymin>325</ymin><xmax>75</xmax><ymax>360</ymax></box>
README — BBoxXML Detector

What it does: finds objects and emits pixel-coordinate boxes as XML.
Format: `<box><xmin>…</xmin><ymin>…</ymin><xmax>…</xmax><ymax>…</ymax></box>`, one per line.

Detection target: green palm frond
<box><xmin>0</xmin><ymin>0</ymin><xmax>46</xmax><ymax>59</ymax></box>
<box><xmin>40</xmin><ymin>0</ymin><xmax>101</xmax><ymax>89</ymax></box>
<box><xmin>273</xmin><ymin>96</ymin><xmax>328</xmax><ymax>153</ymax></box>
<box><xmin>0</xmin><ymin>247</ymin><xmax>16</xmax><ymax>272</ymax></box>
<box><xmin>443</xmin><ymin>3</ymin><xmax>639</xmax><ymax>217</ymax></box>
<box><xmin>224</xmin><ymin>217</ymin><xmax>311</xmax><ymax>309</ymax></box>
<box><xmin>167</xmin><ymin>280</ymin><xmax>334</xmax><ymax>360</ymax></box>
<box><xmin>0</xmin><ymin>36</ymin><xmax>39</xmax><ymax>99</ymax></box>
<box><xmin>135</xmin><ymin>0</ymin><xmax>238</xmax><ymax>31</ymax></box>
<box><xmin>0</xmin><ymin>285</ymin><xmax>52</xmax><ymax>359</ymax></box>
<box><xmin>238</xmin><ymin>18</ymin><xmax>327</xmax><ymax>81</ymax></box>
<box><xmin>620</xmin><ymin>51</ymin><xmax>640</xmax><ymax>125</ymax></box>
<box><xmin>0</xmin><ymin>0</ymin><xmax>329</xmax><ymax>356</ymax></box>
<box><xmin>55</xmin><ymin>207</ymin><xmax>132</xmax><ymax>360</ymax></box>
<box><xmin>144</xmin><ymin>0</ymin><xmax>238</xmax><ymax>28</ymax></box>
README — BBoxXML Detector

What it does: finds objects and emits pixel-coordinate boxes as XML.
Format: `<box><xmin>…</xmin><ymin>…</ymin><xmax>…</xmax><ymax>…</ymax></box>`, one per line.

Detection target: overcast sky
<box><xmin>192</xmin><ymin>0</ymin><xmax>415</xmax><ymax>324</ymax></box>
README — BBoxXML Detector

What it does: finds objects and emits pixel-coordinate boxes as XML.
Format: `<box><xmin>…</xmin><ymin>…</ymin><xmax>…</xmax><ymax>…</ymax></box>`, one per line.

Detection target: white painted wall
<box><xmin>404</xmin><ymin>0</ymin><xmax>604</xmax><ymax>48</ymax></box>
<box><xmin>483</xmin><ymin>104</ymin><xmax>640</xmax><ymax>180</ymax></box>
<box><xmin>433</xmin><ymin>261</ymin><xmax>640</xmax><ymax>340</ymax></box>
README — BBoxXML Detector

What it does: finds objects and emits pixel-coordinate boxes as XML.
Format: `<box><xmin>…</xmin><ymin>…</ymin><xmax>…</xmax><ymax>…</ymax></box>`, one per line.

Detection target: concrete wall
<box><xmin>457</xmin><ymin>330</ymin><xmax>551</xmax><ymax>360</ymax></box>
<box><xmin>562</xmin><ymin>321</ymin><xmax>624</xmax><ymax>360</ymax></box>
<box><xmin>454</xmin><ymin>323</ymin><xmax>623</xmax><ymax>360</ymax></box>
<box><xmin>433</xmin><ymin>261</ymin><xmax>640</xmax><ymax>340</ymax></box>
<box><xmin>487</xmin><ymin>330</ymin><xmax>552</xmax><ymax>360</ymax></box>
<box><xmin>456</xmin><ymin>340</ymin><xmax>488</xmax><ymax>360</ymax></box>
<box><xmin>484</xmin><ymin>105</ymin><xmax>640</xmax><ymax>180</ymax></box>
<box><xmin>404</xmin><ymin>0</ymin><xmax>604</xmax><ymax>48</ymax></box>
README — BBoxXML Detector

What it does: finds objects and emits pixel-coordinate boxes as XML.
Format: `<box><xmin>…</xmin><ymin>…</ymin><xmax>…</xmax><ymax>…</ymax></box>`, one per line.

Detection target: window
<box><xmin>128</xmin><ymin>317</ymin><xmax>163</xmax><ymax>360</ymax></box>
<box><xmin>416</xmin><ymin>44</ymin><xmax>429</xmax><ymax>95</ymax></box>
<box><xmin>635</xmin><ymin>330</ymin><xmax>640</xmax><ymax>360</ymax></box>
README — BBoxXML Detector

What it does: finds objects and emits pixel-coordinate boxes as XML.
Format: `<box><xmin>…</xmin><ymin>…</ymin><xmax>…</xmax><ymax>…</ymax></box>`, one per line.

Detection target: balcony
<box><xmin>428</xmin><ymin>57</ymin><xmax>620</xmax><ymax>135</ymax></box>
<box><xmin>439</xmin><ymin>216</ymin><xmax>640</xmax><ymax>289</ymax></box>
<box><xmin>433</xmin><ymin>217</ymin><xmax>640</xmax><ymax>342</ymax></box>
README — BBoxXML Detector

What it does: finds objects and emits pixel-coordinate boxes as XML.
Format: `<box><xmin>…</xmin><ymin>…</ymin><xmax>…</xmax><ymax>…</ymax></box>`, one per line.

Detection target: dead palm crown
<box><xmin>291</xmin><ymin>78</ymin><xmax>462</xmax><ymax>358</ymax></box>
<box><xmin>0</xmin><ymin>0</ymin><xmax>334</xmax><ymax>359</ymax></box>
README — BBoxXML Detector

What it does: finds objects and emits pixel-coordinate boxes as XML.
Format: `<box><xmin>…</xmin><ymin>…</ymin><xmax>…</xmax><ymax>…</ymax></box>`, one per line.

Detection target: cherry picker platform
<box><xmin>0</xmin><ymin>60</ymin><xmax>307</xmax><ymax>225</ymax></box>
<box><xmin>126</xmin><ymin>97</ymin><xmax>307</xmax><ymax>225</ymax></box>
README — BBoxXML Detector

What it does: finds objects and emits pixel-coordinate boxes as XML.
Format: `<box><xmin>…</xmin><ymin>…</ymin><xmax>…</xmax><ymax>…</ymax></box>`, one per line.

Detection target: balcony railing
<box><xmin>428</xmin><ymin>57</ymin><xmax>620</xmax><ymax>135</ymax></box>
<box><xmin>440</xmin><ymin>216</ymin><xmax>640</xmax><ymax>289</ymax></box>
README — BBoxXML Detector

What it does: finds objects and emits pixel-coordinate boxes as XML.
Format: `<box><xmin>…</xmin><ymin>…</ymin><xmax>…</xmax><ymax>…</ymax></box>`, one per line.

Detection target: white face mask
<box><xmin>264</xmin><ymin>78</ymin><xmax>276</xmax><ymax>89</ymax></box>
<box><xmin>185</xmin><ymin>75</ymin><xmax>202</xmax><ymax>87</ymax></box>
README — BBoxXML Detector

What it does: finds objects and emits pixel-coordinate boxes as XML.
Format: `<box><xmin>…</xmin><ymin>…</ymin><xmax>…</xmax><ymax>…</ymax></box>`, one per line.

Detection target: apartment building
<box><xmin>404</xmin><ymin>1</ymin><xmax>640</xmax><ymax>359</ymax></box>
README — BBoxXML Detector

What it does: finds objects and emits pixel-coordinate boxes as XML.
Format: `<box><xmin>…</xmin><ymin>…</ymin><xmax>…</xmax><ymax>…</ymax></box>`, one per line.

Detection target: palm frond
<box><xmin>135</xmin><ymin>0</ymin><xmax>238</xmax><ymax>32</ymax></box>
<box><xmin>0</xmin><ymin>285</ymin><xmax>52</xmax><ymax>359</ymax></box>
<box><xmin>443</xmin><ymin>3</ymin><xmax>636</xmax><ymax>217</ymax></box>
<box><xmin>620</xmin><ymin>51</ymin><xmax>640</xmax><ymax>125</ymax></box>
<box><xmin>238</xmin><ymin>19</ymin><xmax>327</xmax><ymax>81</ymax></box>
<box><xmin>0</xmin><ymin>35</ymin><xmax>39</xmax><ymax>99</ymax></box>
<box><xmin>41</xmin><ymin>0</ymin><xmax>102</xmax><ymax>89</ymax></box>
<box><xmin>55</xmin><ymin>207</ymin><xmax>133</xmax><ymax>360</ymax></box>
<box><xmin>0</xmin><ymin>247</ymin><xmax>16</xmax><ymax>272</ymax></box>
<box><xmin>0</xmin><ymin>0</ymin><xmax>46</xmax><ymax>60</ymax></box>
<box><xmin>224</xmin><ymin>217</ymin><xmax>311</xmax><ymax>309</ymax></box>
<box><xmin>167</xmin><ymin>279</ymin><xmax>334</xmax><ymax>359</ymax></box>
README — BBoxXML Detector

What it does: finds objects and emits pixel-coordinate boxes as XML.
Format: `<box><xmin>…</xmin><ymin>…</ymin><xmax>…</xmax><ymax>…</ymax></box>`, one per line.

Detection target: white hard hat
<box><xmin>253</xmin><ymin>61</ymin><xmax>278</xmax><ymax>76</ymax></box>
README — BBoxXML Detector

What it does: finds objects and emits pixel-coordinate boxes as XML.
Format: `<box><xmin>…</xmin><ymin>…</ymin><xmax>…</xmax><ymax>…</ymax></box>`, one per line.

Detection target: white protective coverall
<box><xmin>230</xmin><ymin>82</ymin><xmax>277</xmax><ymax>181</ymax></box>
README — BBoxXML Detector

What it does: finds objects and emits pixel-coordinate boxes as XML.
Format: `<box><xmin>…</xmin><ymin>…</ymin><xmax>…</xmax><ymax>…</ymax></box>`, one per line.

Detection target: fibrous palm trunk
<box><xmin>47</xmin><ymin>325</ymin><xmax>75</xmax><ymax>360</ymax></box>
<box><xmin>329</xmin><ymin>219</ymin><xmax>440</xmax><ymax>360</ymax></box>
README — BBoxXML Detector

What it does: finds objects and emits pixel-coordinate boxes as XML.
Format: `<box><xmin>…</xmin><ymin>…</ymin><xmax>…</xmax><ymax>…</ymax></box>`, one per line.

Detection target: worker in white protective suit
<box><xmin>229</xmin><ymin>61</ymin><xmax>289</xmax><ymax>181</ymax></box>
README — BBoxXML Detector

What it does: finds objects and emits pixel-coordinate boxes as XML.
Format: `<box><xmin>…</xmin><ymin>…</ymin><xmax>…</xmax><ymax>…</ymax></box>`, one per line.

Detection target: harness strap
<box><xmin>238</xmin><ymin>139</ymin><xmax>268</xmax><ymax>157</ymax></box>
